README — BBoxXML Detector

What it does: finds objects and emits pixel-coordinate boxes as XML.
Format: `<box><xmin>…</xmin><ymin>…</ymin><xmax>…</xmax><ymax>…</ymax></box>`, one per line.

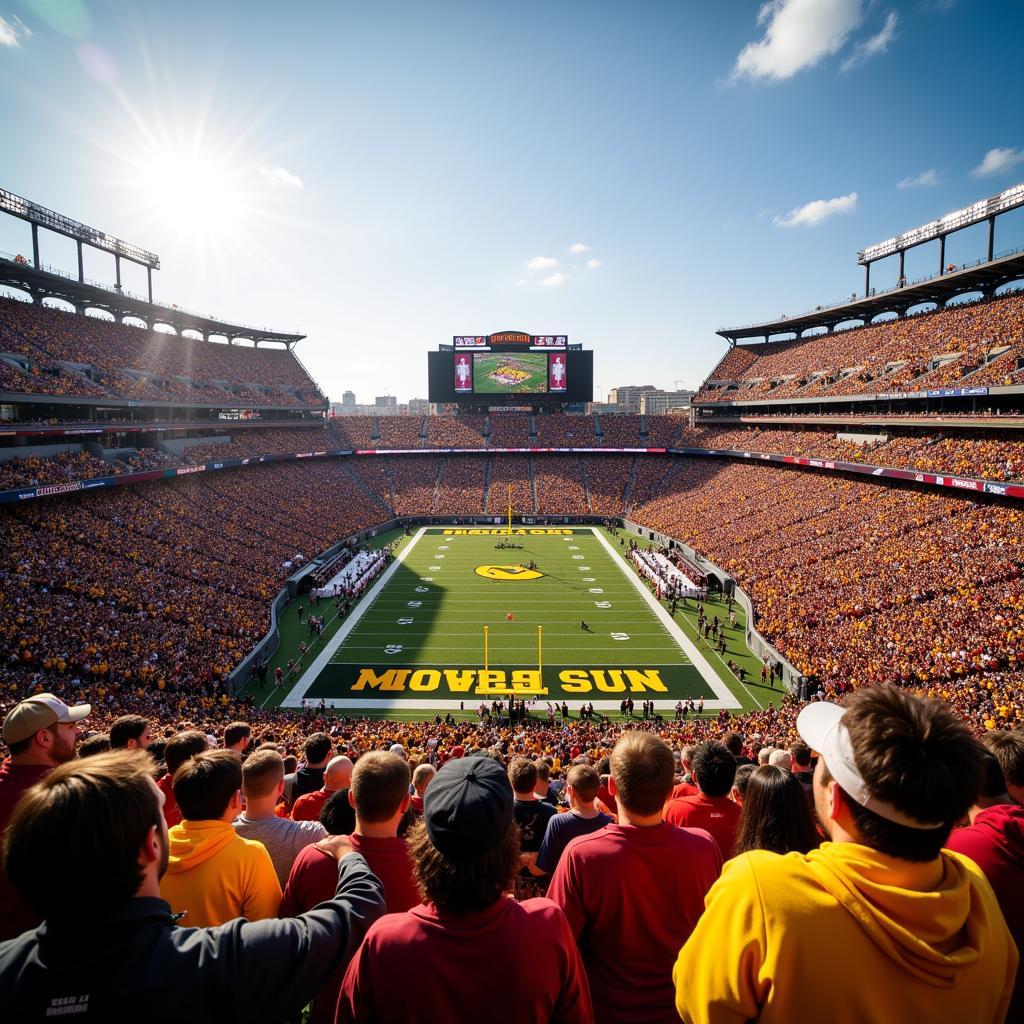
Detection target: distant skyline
<box><xmin>2</xmin><ymin>0</ymin><xmax>1024</xmax><ymax>402</ymax></box>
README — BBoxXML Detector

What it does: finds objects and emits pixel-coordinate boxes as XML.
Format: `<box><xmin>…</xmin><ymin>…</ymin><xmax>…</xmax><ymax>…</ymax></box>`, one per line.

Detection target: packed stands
<box><xmin>485</xmin><ymin>455</ymin><xmax>534</xmax><ymax>513</ymax></box>
<box><xmin>487</xmin><ymin>413</ymin><xmax>532</xmax><ymax>447</ymax></box>
<box><xmin>644</xmin><ymin>414</ymin><xmax>687</xmax><ymax>447</ymax></box>
<box><xmin>695</xmin><ymin>290</ymin><xmax>1024</xmax><ymax>403</ymax></box>
<box><xmin>377</xmin><ymin>416</ymin><xmax>425</xmax><ymax>448</ymax></box>
<box><xmin>584</xmin><ymin>455</ymin><xmax>633</xmax><ymax>515</ymax></box>
<box><xmin>425</xmin><ymin>413</ymin><xmax>485</xmax><ymax>448</ymax></box>
<box><xmin>534</xmin><ymin>413</ymin><xmax>597</xmax><ymax>447</ymax></box>
<box><xmin>0</xmin><ymin>297</ymin><xmax>325</xmax><ymax>407</ymax></box>
<box><xmin>0</xmin><ymin>449</ymin><xmax>112</xmax><ymax>490</ymax></box>
<box><xmin>179</xmin><ymin>427</ymin><xmax>332</xmax><ymax>464</ymax></box>
<box><xmin>534</xmin><ymin>456</ymin><xmax>589</xmax><ymax>514</ymax></box>
<box><xmin>597</xmin><ymin>414</ymin><xmax>643</xmax><ymax>446</ymax></box>
<box><xmin>433</xmin><ymin>455</ymin><xmax>487</xmax><ymax>514</ymax></box>
<box><xmin>327</xmin><ymin>416</ymin><xmax>377</xmax><ymax>449</ymax></box>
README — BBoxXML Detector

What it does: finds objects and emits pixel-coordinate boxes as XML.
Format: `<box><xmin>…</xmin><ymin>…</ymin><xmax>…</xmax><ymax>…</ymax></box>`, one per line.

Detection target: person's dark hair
<box><xmin>78</xmin><ymin>733</ymin><xmax>111</xmax><ymax>758</ymax></box>
<box><xmin>508</xmin><ymin>757</ymin><xmax>537</xmax><ymax>795</ymax></box>
<box><xmin>692</xmin><ymin>741</ymin><xmax>737</xmax><ymax>799</ymax></box>
<box><xmin>351</xmin><ymin>751</ymin><xmax>410</xmax><ymax>823</ymax></box>
<box><xmin>789</xmin><ymin>742</ymin><xmax>812</xmax><ymax>769</ymax></box>
<box><xmin>534</xmin><ymin>760</ymin><xmax>551</xmax><ymax>784</ymax></box>
<box><xmin>224</xmin><ymin>721</ymin><xmax>252</xmax><ymax>750</ymax></box>
<box><xmin>4</xmin><ymin>750</ymin><xmax>161</xmax><ymax>920</ymax></box>
<box><xmin>823</xmin><ymin>686</ymin><xmax>984</xmax><ymax>862</ymax></box>
<box><xmin>982</xmin><ymin>730</ymin><xmax>1024</xmax><ymax>788</ymax></box>
<box><xmin>164</xmin><ymin>730</ymin><xmax>209</xmax><ymax>776</ymax></box>
<box><xmin>721</xmin><ymin>731</ymin><xmax>743</xmax><ymax>757</ymax></box>
<box><xmin>173</xmin><ymin>749</ymin><xmax>242</xmax><ymax>821</ymax></box>
<box><xmin>320</xmin><ymin>788</ymin><xmax>353</xmax><ymax>836</ymax></box>
<box><xmin>733</xmin><ymin>763</ymin><xmax>756</xmax><ymax>801</ymax></box>
<box><xmin>303</xmin><ymin>732</ymin><xmax>332</xmax><ymax>765</ymax></box>
<box><xmin>283</xmin><ymin>755</ymin><xmax>298</xmax><ymax>775</ymax></box>
<box><xmin>733</xmin><ymin>766</ymin><xmax>820</xmax><ymax>856</ymax></box>
<box><xmin>109</xmin><ymin>715</ymin><xmax>149</xmax><ymax>749</ymax></box>
<box><xmin>611</xmin><ymin>733</ymin><xmax>675</xmax><ymax>815</ymax></box>
<box><xmin>566</xmin><ymin>764</ymin><xmax>600</xmax><ymax>802</ymax></box>
<box><xmin>408</xmin><ymin>819</ymin><xmax>520</xmax><ymax>914</ymax></box>
<box><xmin>596</xmin><ymin>755</ymin><xmax>611</xmax><ymax>776</ymax></box>
<box><xmin>978</xmin><ymin>750</ymin><xmax>1009</xmax><ymax>799</ymax></box>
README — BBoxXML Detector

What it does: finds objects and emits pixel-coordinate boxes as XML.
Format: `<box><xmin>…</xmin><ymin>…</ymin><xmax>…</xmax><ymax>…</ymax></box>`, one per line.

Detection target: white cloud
<box><xmin>731</xmin><ymin>0</ymin><xmax>863</xmax><ymax>83</ymax></box>
<box><xmin>970</xmin><ymin>147</ymin><xmax>1024</xmax><ymax>179</ymax></box>
<box><xmin>525</xmin><ymin>255</ymin><xmax>558</xmax><ymax>272</ymax></box>
<box><xmin>897</xmin><ymin>168</ymin><xmax>939</xmax><ymax>189</ymax></box>
<box><xmin>774</xmin><ymin>191</ymin><xmax>858</xmax><ymax>228</ymax></box>
<box><xmin>0</xmin><ymin>14</ymin><xmax>31</xmax><ymax>47</ymax></box>
<box><xmin>515</xmin><ymin>279</ymin><xmax>526</xmax><ymax>287</ymax></box>
<box><xmin>259</xmin><ymin>164</ymin><xmax>303</xmax><ymax>189</ymax></box>
<box><xmin>567</xmin><ymin>242</ymin><xmax>591</xmax><ymax>254</ymax></box>
<box><xmin>541</xmin><ymin>272</ymin><xmax>566</xmax><ymax>288</ymax></box>
<box><xmin>586</xmin><ymin>258</ymin><xmax>602</xmax><ymax>269</ymax></box>
<box><xmin>841</xmin><ymin>11</ymin><xmax>899</xmax><ymax>71</ymax></box>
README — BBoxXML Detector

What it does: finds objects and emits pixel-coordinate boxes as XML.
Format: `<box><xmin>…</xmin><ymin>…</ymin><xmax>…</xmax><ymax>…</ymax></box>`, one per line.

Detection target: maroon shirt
<box><xmin>663</xmin><ymin>792</ymin><xmax>741</xmax><ymax>859</ymax></box>
<box><xmin>0</xmin><ymin>761</ymin><xmax>51</xmax><ymax>941</ymax></box>
<box><xmin>548</xmin><ymin>822</ymin><xmax>721</xmax><ymax>1024</ymax></box>
<box><xmin>337</xmin><ymin>897</ymin><xmax>593</xmax><ymax>1024</ymax></box>
<box><xmin>280</xmin><ymin>836</ymin><xmax>420</xmax><ymax>1024</ymax></box>
<box><xmin>946</xmin><ymin>803</ymin><xmax>1024</xmax><ymax>1020</ymax></box>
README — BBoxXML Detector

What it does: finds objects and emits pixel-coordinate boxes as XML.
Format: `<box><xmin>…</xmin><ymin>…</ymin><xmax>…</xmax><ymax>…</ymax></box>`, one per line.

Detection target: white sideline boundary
<box><xmin>280</xmin><ymin>525</ymin><xmax>743</xmax><ymax>711</ymax></box>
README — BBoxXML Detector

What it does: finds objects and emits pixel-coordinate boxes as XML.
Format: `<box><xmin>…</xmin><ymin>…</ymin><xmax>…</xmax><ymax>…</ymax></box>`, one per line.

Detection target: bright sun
<box><xmin>135</xmin><ymin>148</ymin><xmax>245</xmax><ymax>240</ymax></box>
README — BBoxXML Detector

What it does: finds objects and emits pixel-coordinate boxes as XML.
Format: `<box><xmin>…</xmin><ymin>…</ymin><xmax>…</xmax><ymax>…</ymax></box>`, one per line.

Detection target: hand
<box><xmin>315</xmin><ymin>834</ymin><xmax>357</xmax><ymax>862</ymax></box>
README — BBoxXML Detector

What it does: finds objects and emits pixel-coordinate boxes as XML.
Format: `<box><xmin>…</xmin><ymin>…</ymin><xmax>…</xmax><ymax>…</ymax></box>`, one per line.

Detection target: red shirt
<box><xmin>280</xmin><ymin>835</ymin><xmax>420</xmax><ymax>1024</ymax></box>
<box><xmin>946</xmin><ymin>803</ymin><xmax>1024</xmax><ymax>1020</ymax></box>
<box><xmin>548</xmin><ymin>822</ymin><xmax>721</xmax><ymax>1024</ymax></box>
<box><xmin>663</xmin><ymin>792</ymin><xmax>741</xmax><ymax>859</ymax></box>
<box><xmin>0</xmin><ymin>761</ymin><xmax>51</xmax><ymax>941</ymax></box>
<box><xmin>337</xmin><ymin>898</ymin><xmax>593</xmax><ymax>1024</ymax></box>
<box><xmin>670</xmin><ymin>781</ymin><xmax>699</xmax><ymax>801</ymax></box>
<box><xmin>291</xmin><ymin>788</ymin><xmax>331</xmax><ymax>822</ymax></box>
<box><xmin>157</xmin><ymin>772</ymin><xmax>181</xmax><ymax>827</ymax></box>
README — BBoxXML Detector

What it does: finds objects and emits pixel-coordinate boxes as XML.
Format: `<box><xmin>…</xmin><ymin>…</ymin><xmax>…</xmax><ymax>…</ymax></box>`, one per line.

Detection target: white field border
<box><xmin>281</xmin><ymin>525</ymin><xmax>742</xmax><ymax>711</ymax></box>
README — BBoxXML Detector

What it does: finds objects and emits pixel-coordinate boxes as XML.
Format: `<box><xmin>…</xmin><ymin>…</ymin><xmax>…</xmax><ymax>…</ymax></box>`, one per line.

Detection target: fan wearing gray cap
<box><xmin>0</xmin><ymin>693</ymin><xmax>90</xmax><ymax>942</ymax></box>
<box><xmin>674</xmin><ymin>685</ymin><xmax>1018</xmax><ymax>1024</ymax></box>
<box><xmin>337</xmin><ymin>756</ymin><xmax>594</xmax><ymax>1024</ymax></box>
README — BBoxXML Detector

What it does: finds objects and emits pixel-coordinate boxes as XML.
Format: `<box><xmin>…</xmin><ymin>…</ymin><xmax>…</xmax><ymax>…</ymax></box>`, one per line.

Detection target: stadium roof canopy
<box><xmin>0</xmin><ymin>255</ymin><xmax>305</xmax><ymax>348</ymax></box>
<box><xmin>717</xmin><ymin>248</ymin><xmax>1024</xmax><ymax>345</ymax></box>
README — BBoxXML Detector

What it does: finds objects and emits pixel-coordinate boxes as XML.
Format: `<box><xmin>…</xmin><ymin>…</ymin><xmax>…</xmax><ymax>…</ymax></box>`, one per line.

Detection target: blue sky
<box><xmin>2</xmin><ymin>0</ymin><xmax>1024</xmax><ymax>403</ymax></box>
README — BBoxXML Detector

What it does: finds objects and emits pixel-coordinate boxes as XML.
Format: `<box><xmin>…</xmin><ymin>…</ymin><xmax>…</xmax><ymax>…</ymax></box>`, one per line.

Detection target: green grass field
<box><xmin>269</xmin><ymin>526</ymin><xmax>769</xmax><ymax>715</ymax></box>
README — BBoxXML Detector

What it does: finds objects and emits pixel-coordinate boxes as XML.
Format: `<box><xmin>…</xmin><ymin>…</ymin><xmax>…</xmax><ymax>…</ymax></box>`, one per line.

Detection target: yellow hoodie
<box><xmin>674</xmin><ymin>841</ymin><xmax>1018</xmax><ymax>1024</ymax></box>
<box><xmin>159</xmin><ymin>818</ymin><xmax>282</xmax><ymax>928</ymax></box>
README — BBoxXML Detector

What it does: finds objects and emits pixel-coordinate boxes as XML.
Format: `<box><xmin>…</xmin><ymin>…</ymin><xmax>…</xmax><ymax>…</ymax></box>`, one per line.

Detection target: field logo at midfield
<box><xmin>475</xmin><ymin>564</ymin><xmax>545</xmax><ymax>581</ymax></box>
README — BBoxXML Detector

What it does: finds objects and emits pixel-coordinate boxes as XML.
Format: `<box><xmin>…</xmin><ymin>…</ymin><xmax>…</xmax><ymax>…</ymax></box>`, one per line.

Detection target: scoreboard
<box><xmin>428</xmin><ymin>330</ymin><xmax>592</xmax><ymax>404</ymax></box>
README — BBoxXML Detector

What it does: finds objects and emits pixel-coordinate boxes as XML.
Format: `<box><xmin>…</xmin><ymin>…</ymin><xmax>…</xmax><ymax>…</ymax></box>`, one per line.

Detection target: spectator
<box><xmin>291</xmin><ymin>755</ymin><xmax>353</xmax><ymax>825</ymax></box>
<box><xmin>789</xmin><ymin>740</ymin><xmax>814</xmax><ymax>797</ymax></box>
<box><xmin>670</xmin><ymin>745</ymin><xmax>699</xmax><ymax>800</ymax></box>
<box><xmin>664</xmin><ymin>741</ymin><xmax>741</xmax><ymax>858</ymax></box>
<box><xmin>78</xmin><ymin>733</ymin><xmax>111</xmax><ymax>758</ymax></box>
<box><xmin>223</xmin><ymin>721</ymin><xmax>252</xmax><ymax>755</ymax></box>
<box><xmin>0</xmin><ymin>694</ymin><xmax>89</xmax><ymax>942</ymax></box>
<box><xmin>157</xmin><ymin>730</ymin><xmax>208</xmax><ymax>828</ymax></box>
<box><xmin>0</xmin><ymin>750</ymin><xmax>384</xmax><ymax>1021</ymax></box>
<box><xmin>536</xmin><ymin>765</ymin><xmax>612</xmax><ymax>875</ymax></box>
<box><xmin>673</xmin><ymin>687</ymin><xmax>1018</xmax><ymax>1023</ymax></box>
<box><xmin>767</xmin><ymin>749</ymin><xmax>792</xmax><ymax>771</ymax></box>
<box><xmin>109</xmin><ymin>715</ymin><xmax>152</xmax><ymax>750</ymax></box>
<box><xmin>983</xmin><ymin>730</ymin><xmax>1024</xmax><ymax>806</ymax></box>
<box><xmin>336</xmin><ymin>756</ymin><xmax>593</xmax><ymax>1024</ymax></box>
<box><xmin>946</xmin><ymin>750</ymin><xmax>1024</xmax><ymax>1020</ymax></box>
<box><xmin>160</xmin><ymin>749</ymin><xmax>282</xmax><ymax>927</ymax></box>
<box><xmin>509</xmin><ymin>756</ymin><xmax>557</xmax><ymax>897</ymax></box>
<box><xmin>549</xmin><ymin>733</ymin><xmax>721</xmax><ymax>1024</ymax></box>
<box><xmin>410</xmin><ymin>762</ymin><xmax>436</xmax><ymax>819</ymax></box>
<box><xmin>731</xmin><ymin>765</ymin><xmax>821</xmax><ymax>857</ymax></box>
<box><xmin>284</xmin><ymin>732</ymin><xmax>334</xmax><ymax>806</ymax></box>
<box><xmin>281</xmin><ymin>752</ymin><xmax>420</xmax><ymax>1024</ymax></box>
<box><xmin>233</xmin><ymin>748</ymin><xmax>326</xmax><ymax>886</ymax></box>
<box><xmin>730</xmin><ymin>763</ymin><xmax>756</xmax><ymax>805</ymax></box>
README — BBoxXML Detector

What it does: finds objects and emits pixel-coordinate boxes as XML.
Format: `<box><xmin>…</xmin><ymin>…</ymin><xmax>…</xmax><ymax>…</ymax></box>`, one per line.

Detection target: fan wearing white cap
<box><xmin>0</xmin><ymin>693</ymin><xmax>90</xmax><ymax>942</ymax></box>
<box><xmin>673</xmin><ymin>685</ymin><xmax>1018</xmax><ymax>1024</ymax></box>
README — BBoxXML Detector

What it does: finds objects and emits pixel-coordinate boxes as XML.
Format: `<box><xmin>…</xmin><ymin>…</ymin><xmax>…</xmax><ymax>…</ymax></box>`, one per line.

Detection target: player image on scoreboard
<box><xmin>454</xmin><ymin>353</ymin><xmax>473</xmax><ymax>392</ymax></box>
<box><xmin>549</xmin><ymin>352</ymin><xmax>567</xmax><ymax>392</ymax></box>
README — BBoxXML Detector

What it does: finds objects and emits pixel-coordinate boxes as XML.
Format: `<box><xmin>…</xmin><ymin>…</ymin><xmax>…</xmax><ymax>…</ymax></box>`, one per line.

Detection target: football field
<box><xmin>281</xmin><ymin>527</ymin><xmax>741</xmax><ymax>713</ymax></box>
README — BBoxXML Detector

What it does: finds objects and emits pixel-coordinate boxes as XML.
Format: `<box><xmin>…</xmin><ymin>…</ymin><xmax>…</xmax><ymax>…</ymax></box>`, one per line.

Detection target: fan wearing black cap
<box><xmin>0</xmin><ymin>693</ymin><xmax>89</xmax><ymax>942</ymax></box>
<box><xmin>336</xmin><ymin>755</ymin><xmax>594</xmax><ymax>1024</ymax></box>
<box><xmin>673</xmin><ymin>685</ymin><xmax>1019</xmax><ymax>1024</ymax></box>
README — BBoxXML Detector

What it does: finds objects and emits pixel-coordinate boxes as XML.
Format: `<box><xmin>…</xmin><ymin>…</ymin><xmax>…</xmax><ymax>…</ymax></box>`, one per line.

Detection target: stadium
<box><xmin>1</xmin><ymin>5</ymin><xmax>1023</xmax><ymax>1023</ymax></box>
